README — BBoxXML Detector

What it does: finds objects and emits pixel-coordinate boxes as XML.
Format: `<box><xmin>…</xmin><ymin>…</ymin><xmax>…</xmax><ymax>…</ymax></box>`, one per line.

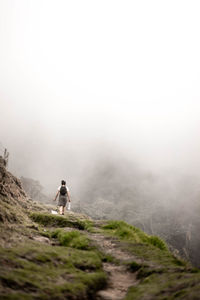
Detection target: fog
<box><xmin>1</xmin><ymin>1</ymin><xmax>200</xmax><ymax>195</ymax></box>
<box><xmin>1</xmin><ymin>0</ymin><xmax>200</xmax><ymax>265</ymax></box>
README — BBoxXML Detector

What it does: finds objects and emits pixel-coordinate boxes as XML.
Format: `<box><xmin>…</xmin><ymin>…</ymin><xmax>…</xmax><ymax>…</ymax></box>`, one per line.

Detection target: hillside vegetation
<box><xmin>74</xmin><ymin>158</ymin><xmax>200</xmax><ymax>268</ymax></box>
<box><xmin>1</xmin><ymin>159</ymin><xmax>200</xmax><ymax>299</ymax></box>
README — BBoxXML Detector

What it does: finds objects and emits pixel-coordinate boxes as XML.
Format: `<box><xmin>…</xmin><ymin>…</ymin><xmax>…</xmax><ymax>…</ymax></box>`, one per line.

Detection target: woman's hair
<box><xmin>61</xmin><ymin>180</ymin><xmax>66</xmax><ymax>185</ymax></box>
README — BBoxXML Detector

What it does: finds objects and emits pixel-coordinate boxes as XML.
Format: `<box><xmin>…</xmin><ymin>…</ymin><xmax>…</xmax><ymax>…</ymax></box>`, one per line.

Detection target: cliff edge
<box><xmin>0</xmin><ymin>162</ymin><xmax>200</xmax><ymax>299</ymax></box>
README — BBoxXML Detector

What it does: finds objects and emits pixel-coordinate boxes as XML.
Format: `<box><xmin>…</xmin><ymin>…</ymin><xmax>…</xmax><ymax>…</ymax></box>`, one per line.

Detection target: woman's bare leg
<box><xmin>59</xmin><ymin>206</ymin><xmax>63</xmax><ymax>215</ymax></box>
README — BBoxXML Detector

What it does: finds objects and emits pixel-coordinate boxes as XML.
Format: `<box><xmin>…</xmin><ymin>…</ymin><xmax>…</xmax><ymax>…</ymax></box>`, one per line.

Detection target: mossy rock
<box><xmin>30</xmin><ymin>213</ymin><xmax>90</xmax><ymax>230</ymax></box>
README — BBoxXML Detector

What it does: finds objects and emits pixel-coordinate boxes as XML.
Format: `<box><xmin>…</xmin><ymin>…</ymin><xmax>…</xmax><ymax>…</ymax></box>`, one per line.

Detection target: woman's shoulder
<box><xmin>58</xmin><ymin>185</ymin><xmax>69</xmax><ymax>191</ymax></box>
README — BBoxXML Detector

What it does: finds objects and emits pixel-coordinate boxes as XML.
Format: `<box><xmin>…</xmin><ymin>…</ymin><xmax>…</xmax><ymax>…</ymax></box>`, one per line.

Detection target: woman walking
<box><xmin>54</xmin><ymin>180</ymin><xmax>71</xmax><ymax>215</ymax></box>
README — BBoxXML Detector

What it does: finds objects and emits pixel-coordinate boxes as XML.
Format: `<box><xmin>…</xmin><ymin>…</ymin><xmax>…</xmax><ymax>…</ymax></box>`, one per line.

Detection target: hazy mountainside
<box><xmin>0</xmin><ymin>156</ymin><xmax>48</xmax><ymax>246</ymax></box>
<box><xmin>74</xmin><ymin>158</ymin><xmax>200</xmax><ymax>268</ymax></box>
<box><xmin>0</xmin><ymin>158</ymin><xmax>36</xmax><ymax>225</ymax></box>
<box><xmin>20</xmin><ymin>176</ymin><xmax>51</xmax><ymax>204</ymax></box>
<box><xmin>1</xmin><ymin>158</ymin><xmax>200</xmax><ymax>299</ymax></box>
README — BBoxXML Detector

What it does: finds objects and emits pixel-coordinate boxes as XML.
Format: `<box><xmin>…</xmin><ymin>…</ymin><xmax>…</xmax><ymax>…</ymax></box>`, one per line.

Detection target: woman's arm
<box><xmin>54</xmin><ymin>190</ymin><xmax>59</xmax><ymax>201</ymax></box>
<box><xmin>67</xmin><ymin>190</ymin><xmax>71</xmax><ymax>202</ymax></box>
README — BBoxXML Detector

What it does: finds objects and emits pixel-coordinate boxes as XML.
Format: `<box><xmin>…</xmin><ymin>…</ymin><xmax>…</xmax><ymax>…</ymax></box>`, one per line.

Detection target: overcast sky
<box><xmin>0</xmin><ymin>0</ymin><xmax>200</xmax><ymax>190</ymax></box>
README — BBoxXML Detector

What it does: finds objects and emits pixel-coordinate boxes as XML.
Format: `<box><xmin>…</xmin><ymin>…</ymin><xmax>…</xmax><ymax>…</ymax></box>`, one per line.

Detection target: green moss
<box><xmin>30</xmin><ymin>213</ymin><xmax>86</xmax><ymax>229</ymax></box>
<box><xmin>127</xmin><ymin>261</ymin><xmax>142</xmax><ymax>272</ymax></box>
<box><xmin>30</xmin><ymin>213</ymin><xmax>95</xmax><ymax>233</ymax></box>
<box><xmin>125</xmin><ymin>272</ymin><xmax>200</xmax><ymax>300</ymax></box>
<box><xmin>0</xmin><ymin>242</ymin><xmax>107</xmax><ymax>299</ymax></box>
<box><xmin>102</xmin><ymin>220</ymin><xmax>167</xmax><ymax>251</ymax></box>
<box><xmin>78</xmin><ymin>272</ymin><xmax>107</xmax><ymax>295</ymax></box>
<box><xmin>137</xmin><ymin>266</ymin><xmax>165</xmax><ymax>279</ymax></box>
<box><xmin>39</xmin><ymin>229</ymin><xmax>51</xmax><ymax>238</ymax></box>
<box><xmin>49</xmin><ymin>229</ymin><xmax>94</xmax><ymax>250</ymax></box>
<box><xmin>81</xmin><ymin>220</ymin><xmax>94</xmax><ymax>232</ymax></box>
<box><xmin>148</xmin><ymin>236</ymin><xmax>167</xmax><ymax>251</ymax></box>
<box><xmin>102</xmin><ymin>221</ymin><xmax>190</xmax><ymax>273</ymax></box>
<box><xmin>121</xmin><ymin>242</ymin><xmax>188</xmax><ymax>270</ymax></box>
<box><xmin>100</xmin><ymin>253</ymin><xmax>116</xmax><ymax>263</ymax></box>
<box><xmin>50</xmin><ymin>228</ymin><xmax>61</xmax><ymax>238</ymax></box>
<box><xmin>40</xmin><ymin>271</ymin><xmax>107</xmax><ymax>300</ymax></box>
<box><xmin>42</xmin><ymin>281</ymin><xmax>86</xmax><ymax>300</ymax></box>
<box><xmin>190</xmin><ymin>267</ymin><xmax>200</xmax><ymax>273</ymax></box>
<box><xmin>54</xmin><ymin>230</ymin><xmax>91</xmax><ymax>250</ymax></box>
<box><xmin>0</xmin><ymin>293</ymin><xmax>33</xmax><ymax>300</ymax></box>
<box><xmin>172</xmin><ymin>257</ymin><xmax>187</xmax><ymax>267</ymax></box>
<box><xmin>174</xmin><ymin>289</ymin><xmax>187</xmax><ymax>297</ymax></box>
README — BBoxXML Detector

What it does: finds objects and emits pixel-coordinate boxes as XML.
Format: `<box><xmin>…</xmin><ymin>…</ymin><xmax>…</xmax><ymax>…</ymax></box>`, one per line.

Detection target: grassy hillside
<box><xmin>1</xmin><ymin>160</ymin><xmax>200</xmax><ymax>299</ymax></box>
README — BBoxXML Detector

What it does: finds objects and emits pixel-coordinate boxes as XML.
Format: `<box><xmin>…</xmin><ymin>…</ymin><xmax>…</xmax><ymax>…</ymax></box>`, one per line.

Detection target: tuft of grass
<box><xmin>81</xmin><ymin>220</ymin><xmax>94</xmax><ymax>232</ymax></box>
<box><xmin>126</xmin><ymin>260</ymin><xmax>165</xmax><ymax>278</ymax></box>
<box><xmin>137</xmin><ymin>266</ymin><xmax>165</xmax><ymax>279</ymax></box>
<box><xmin>103</xmin><ymin>220</ymin><xmax>167</xmax><ymax>251</ymax></box>
<box><xmin>52</xmin><ymin>230</ymin><xmax>91</xmax><ymax>250</ymax></box>
<box><xmin>77</xmin><ymin>271</ymin><xmax>107</xmax><ymax>297</ymax></box>
<box><xmin>148</xmin><ymin>236</ymin><xmax>167</xmax><ymax>251</ymax></box>
<box><xmin>103</xmin><ymin>220</ymin><xmax>128</xmax><ymax>230</ymax></box>
<box><xmin>50</xmin><ymin>229</ymin><xmax>116</xmax><ymax>265</ymax></box>
<box><xmin>30</xmin><ymin>213</ymin><xmax>86</xmax><ymax>229</ymax></box>
<box><xmin>172</xmin><ymin>257</ymin><xmax>187</xmax><ymax>267</ymax></box>
<box><xmin>190</xmin><ymin>268</ymin><xmax>200</xmax><ymax>273</ymax></box>
<box><xmin>125</xmin><ymin>272</ymin><xmax>200</xmax><ymax>300</ymax></box>
<box><xmin>0</xmin><ymin>241</ymin><xmax>107</xmax><ymax>299</ymax></box>
<box><xmin>127</xmin><ymin>261</ymin><xmax>142</xmax><ymax>272</ymax></box>
<box><xmin>100</xmin><ymin>253</ymin><xmax>116</xmax><ymax>263</ymax></box>
<box><xmin>50</xmin><ymin>228</ymin><xmax>62</xmax><ymax>238</ymax></box>
<box><xmin>0</xmin><ymin>292</ymin><xmax>33</xmax><ymax>299</ymax></box>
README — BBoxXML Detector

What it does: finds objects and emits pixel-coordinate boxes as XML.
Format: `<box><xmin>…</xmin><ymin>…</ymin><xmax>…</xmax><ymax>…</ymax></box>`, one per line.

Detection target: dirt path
<box><xmin>62</xmin><ymin>226</ymin><xmax>139</xmax><ymax>299</ymax></box>
<box><xmin>97</xmin><ymin>264</ymin><xmax>135</xmax><ymax>300</ymax></box>
<box><xmin>88</xmin><ymin>232</ymin><xmax>139</xmax><ymax>300</ymax></box>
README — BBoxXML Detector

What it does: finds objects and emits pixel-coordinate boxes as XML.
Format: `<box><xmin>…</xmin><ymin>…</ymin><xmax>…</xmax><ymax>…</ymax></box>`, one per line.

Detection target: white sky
<box><xmin>0</xmin><ymin>0</ymin><xmax>200</xmax><ymax>186</ymax></box>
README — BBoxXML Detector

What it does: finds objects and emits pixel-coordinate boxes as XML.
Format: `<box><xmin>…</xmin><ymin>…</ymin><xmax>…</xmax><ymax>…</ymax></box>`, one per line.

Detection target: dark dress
<box><xmin>57</xmin><ymin>185</ymin><xmax>69</xmax><ymax>207</ymax></box>
<box><xmin>58</xmin><ymin>195</ymin><xmax>67</xmax><ymax>207</ymax></box>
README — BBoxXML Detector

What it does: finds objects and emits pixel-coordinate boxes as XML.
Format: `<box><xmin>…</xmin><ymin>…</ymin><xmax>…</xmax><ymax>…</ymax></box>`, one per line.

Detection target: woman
<box><xmin>54</xmin><ymin>180</ymin><xmax>71</xmax><ymax>215</ymax></box>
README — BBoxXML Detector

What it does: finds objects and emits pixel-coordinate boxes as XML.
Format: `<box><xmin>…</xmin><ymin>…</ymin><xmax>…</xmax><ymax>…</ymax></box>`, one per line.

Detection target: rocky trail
<box><xmin>61</xmin><ymin>223</ymin><xmax>138</xmax><ymax>300</ymax></box>
<box><xmin>96</xmin><ymin>264</ymin><xmax>135</xmax><ymax>300</ymax></box>
<box><xmin>87</xmin><ymin>231</ymin><xmax>138</xmax><ymax>300</ymax></box>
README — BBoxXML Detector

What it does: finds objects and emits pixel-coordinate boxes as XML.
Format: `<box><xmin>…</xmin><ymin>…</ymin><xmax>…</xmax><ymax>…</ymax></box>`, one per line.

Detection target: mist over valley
<box><xmin>1</xmin><ymin>0</ymin><xmax>200</xmax><ymax>269</ymax></box>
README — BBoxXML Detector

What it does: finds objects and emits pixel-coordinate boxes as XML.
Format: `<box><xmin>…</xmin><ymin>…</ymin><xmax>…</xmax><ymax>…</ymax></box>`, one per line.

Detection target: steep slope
<box><xmin>0</xmin><ymin>160</ymin><xmax>108</xmax><ymax>299</ymax></box>
<box><xmin>20</xmin><ymin>176</ymin><xmax>51</xmax><ymax>204</ymax></box>
<box><xmin>1</xmin><ymin>160</ymin><xmax>200</xmax><ymax>299</ymax></box>
<box><xmin>0</xmin><ymin>158</ymin><xmax>47</xmax><ymax>223</ymax></box>
<box><xmin>0</xmin><ymin>158</ymin><xmax>47</xmax><ymax>247</ymax></box>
